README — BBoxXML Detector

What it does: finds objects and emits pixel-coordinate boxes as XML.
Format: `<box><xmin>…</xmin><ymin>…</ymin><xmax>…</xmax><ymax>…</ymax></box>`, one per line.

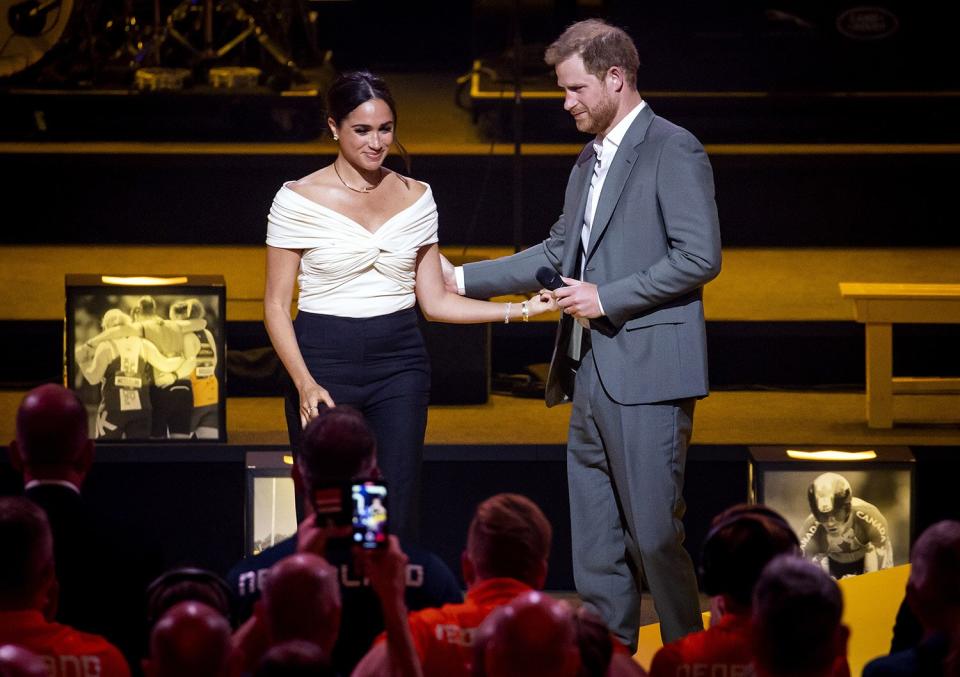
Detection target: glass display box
<box><xmin>65</xmin><ymin>274</ymin><xmax>227</xmax><ymax>442</ymax></box>
<box><xmin>749</xmin><ymin>445</ymin><xmax>915</xmax><ymax>579</ymax></box>
<box><xmin>245</xmin><ymin>451</ymin><xmax>298</xmax><ymax>556</ymax></box>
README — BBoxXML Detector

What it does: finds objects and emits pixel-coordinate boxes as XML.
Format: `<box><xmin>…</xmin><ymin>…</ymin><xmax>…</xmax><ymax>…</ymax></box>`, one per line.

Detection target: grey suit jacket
<box><xmin>463</xmin><ymin>105</ymin><xmax>721</xmax><ymax>406</ymax></box>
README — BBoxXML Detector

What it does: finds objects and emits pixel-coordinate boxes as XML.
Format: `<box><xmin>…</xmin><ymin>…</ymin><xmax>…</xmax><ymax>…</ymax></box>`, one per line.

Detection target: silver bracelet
<box><xmin>504</xmin><ymin>301</ymin><xmax>512</xmax><ymax>324</ymax></box>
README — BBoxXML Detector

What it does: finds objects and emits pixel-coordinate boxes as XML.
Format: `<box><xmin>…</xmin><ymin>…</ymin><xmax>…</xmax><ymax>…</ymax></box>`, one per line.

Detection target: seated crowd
<box><xmin>2</xmin><ymin>384</ymin><xmax>959</xmax><ymax>676</ymax></box>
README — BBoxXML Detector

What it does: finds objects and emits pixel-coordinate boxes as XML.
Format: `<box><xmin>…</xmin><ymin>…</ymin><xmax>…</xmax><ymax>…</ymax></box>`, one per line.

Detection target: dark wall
<box><xmin>4</xmin><ymin>151</ymin><xmax>960</xmax><ymax>247</ymax></box>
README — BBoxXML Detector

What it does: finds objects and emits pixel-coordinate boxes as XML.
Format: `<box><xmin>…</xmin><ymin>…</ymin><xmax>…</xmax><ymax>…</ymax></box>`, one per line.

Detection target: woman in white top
<box><xmin>264</xmin><ymin>71</ymin><xmax>555</xmax><ymax>541</ymax></box>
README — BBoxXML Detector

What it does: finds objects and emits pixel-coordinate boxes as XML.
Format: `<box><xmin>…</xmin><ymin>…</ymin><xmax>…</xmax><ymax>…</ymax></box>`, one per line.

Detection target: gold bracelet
<box><xmin>521</xmin><ymin>301</ymin><xmax>529</xmax><ymax>322</ymax></box>
<box><xmin>504</xmin><ymin>301</ymin><xmax>512</xmax><ymax>324</ymax></box>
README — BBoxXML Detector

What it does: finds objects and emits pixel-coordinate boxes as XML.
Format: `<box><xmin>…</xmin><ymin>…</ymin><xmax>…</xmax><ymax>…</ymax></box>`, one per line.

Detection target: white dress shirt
<box><xmin>455</xmin><ymin>102</ymin><xmax>647</xmax><ymax>315</ymax></box>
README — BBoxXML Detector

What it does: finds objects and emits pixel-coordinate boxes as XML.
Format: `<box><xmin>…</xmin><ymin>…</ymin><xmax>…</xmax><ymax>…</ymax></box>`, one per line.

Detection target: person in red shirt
<box><xmin>142</xmin><ymin>601</ymin><xmax>234</xmax><ymax>677</ymax></box>
<box><xmin>751</xmin><ymin>555</ymin><xmax>850</xmax><ymax>677</ymax></box>
<box><xmin>0</xmin><ymin>497</ymin><xmax>130</xmax><ymax>677</ymax></box>
<box><xmin>353</xmin><ymin>493</ymin><xmax>552</xmax><ymax>677</ymax></box>
<box><xmin>649</xmin><ymin>504</ymin><xmax>800</xmax><ymax>677</ymax></box>
<box><xmin>259</xmin><ymin>554</ymin><xmax>341</xmax><ymax>660</ymax></box>
<box><xmin>472</xmin><ymin>589</ymin><xmax>583</xmax><ymax>677</ymax></box>
<box><xmin>0</xmin><ymin>644</ymin><xmax>48</xmax><ymax>677</ymax></box>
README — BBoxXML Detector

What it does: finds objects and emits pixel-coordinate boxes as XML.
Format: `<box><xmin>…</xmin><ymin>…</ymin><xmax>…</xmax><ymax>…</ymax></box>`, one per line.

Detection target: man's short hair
<box><xmin>297</xmin><ymin>406</ymin><xmax>377</xmax><ymax>490</ymax></box>
<box><xmin>0</xmin><ymin>497</ymin><xmax>53</xmax><ymax>608</ymax></box>
<box><xmin>752</xmin><ymin>555</ymin><xmax>844</xmax><ymax>676</ymax></box>
<box><xmin>908</xmin><ymin>520</ymin><xmax>960</xmax><ymax>619</ymax></box>
<box><xmin>15</xmin><ymin>384</ymin><xmax>89</xmax><ymax>466</ymax></box>
<box><xmin>254</xmin><ymin>640</ymin><xmax>334</xmax><ymax>677</ymax></box>
<box><xmin>699</xmin><ymin>503</ymin><xmax>800</xmax><ymax>608</ymax></box>
<box><xmin>467</xmin><ymin>494</ymin><xmax>552</xmax><ymax>585</ymax></box>
<box><xmin>544</xmin><ymin>19</ymin><xmax>640</xmax><ymax>88</ymax></box>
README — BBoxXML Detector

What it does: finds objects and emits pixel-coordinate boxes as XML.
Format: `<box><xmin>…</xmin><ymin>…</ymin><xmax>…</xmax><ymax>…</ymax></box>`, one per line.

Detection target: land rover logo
<box><xmin>836</xmin><ymin>6</ymin><xmax>900</xmax><ymax>40</ymax></box>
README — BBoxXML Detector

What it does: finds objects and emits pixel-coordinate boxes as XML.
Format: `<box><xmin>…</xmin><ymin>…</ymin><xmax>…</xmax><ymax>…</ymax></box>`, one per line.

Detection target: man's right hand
<box><xmin>439</xmin><ymin>253</ymin><xmax>460</xmax><ymax>294</ymax></box>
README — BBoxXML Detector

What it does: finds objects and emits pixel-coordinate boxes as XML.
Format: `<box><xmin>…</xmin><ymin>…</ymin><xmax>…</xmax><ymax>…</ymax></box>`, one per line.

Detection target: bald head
<box><xmin>262</xmin><ymin>554</ymin><xmax>341</xmax><ymax>654</ymax></box>
<box><xmin>13</xmin><ymin>384</ymin><xmax>92</xmax><ymax>485</ymax></box>
<box><xmin>907</xmin><ymin>520</ymin><xmax>960</xmax><ymax>631</ymax></box>
<box><xmin>146</xmin><ymin>601</ymin><xmax>233</xmax><ymax>677</ymax></box>
<box><xmin>475</xmin><ymin>591</ymin><xmax>580</xmax><ymax>677</ymax></box>
<box><xmin>0</xmin><ymin>644</ymin><xmax>48</xmax><ymax>677</ymax></box>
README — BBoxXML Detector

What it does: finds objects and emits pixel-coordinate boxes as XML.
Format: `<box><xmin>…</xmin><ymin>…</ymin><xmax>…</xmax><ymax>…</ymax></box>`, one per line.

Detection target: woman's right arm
<box><xmin>264</xmin><ymin>245</ymin><xmax>335</xmax><ymax>427</ymax></box>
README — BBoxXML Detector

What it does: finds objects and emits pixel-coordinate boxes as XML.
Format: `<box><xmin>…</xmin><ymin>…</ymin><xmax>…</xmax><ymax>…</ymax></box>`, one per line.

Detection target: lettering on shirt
<box><xmin>39</xmin><ymin>654</ymin><xmax>103</xmax><ymax>676</ymax></box>
<box><xmin>675</xmin><ymin>663</ymin><xmax>753</xmax><ymax>677</ymax></box>
<box><xmin>433</xmin><ymin>623</ymin><xmax>477</xmax><ymax>648</ymax></box>
<box><xmin>237</xmin><ymin>563</ymin><xmax>425</xmax><ymax>596</ymax></box>
<box><xmin>856</xmin><ymin>510</ymin><xmax>887</xmax><ymax>543</ymax></box>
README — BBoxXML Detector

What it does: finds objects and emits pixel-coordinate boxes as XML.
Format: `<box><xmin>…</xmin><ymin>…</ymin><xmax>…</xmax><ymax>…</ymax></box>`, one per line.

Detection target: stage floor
<box><xmin>2</xmin><ymin>246</ymin><xmax>959</xmax><ymax>322</ymax></box>
<box><xmin>1</xmin><ymin>245</ymin><xmax>958</xmax><ymax>443</ymax></box>
<box><xmin>1</xmin><ymin>389</ymin><xmax>957</xmax><ymax>448</ymax></box>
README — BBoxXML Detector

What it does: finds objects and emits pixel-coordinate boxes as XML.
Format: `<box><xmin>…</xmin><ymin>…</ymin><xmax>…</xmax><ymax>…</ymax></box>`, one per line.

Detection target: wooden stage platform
<box><xmin>0</xmin><ymin>245</ymin><xmax>958</xmax><ymax>445</ymax></box>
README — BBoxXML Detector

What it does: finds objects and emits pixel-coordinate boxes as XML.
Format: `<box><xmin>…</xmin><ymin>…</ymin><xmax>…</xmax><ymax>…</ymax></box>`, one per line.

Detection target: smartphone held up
<box><xmin>352</xmin><ymin>481</ymin><xmax>388</xmax><ymax>549</ymax></box>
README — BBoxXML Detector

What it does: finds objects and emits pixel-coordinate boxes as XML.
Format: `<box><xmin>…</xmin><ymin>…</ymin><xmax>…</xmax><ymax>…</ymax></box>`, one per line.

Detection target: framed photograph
<box><xmin>65</xmin><ymin>274</ymin><xmax>227</xmax><ymax>442</ymax></box>
<box><xmin>245</xmin><ymin>451</ymin><xmax>298</xmax><ymax>556</ymax></box>
<box><xmin>749</xmin><ymin>445</ymin><xmax>914</xmax><ymax>579</ymax></box>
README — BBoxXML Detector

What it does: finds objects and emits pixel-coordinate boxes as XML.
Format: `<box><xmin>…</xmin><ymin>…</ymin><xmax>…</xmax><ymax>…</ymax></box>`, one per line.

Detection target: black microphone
<box><xmin>536</xmin><ymin>267</ymin><xmax>566</xmax><ymax>291</ymax></box>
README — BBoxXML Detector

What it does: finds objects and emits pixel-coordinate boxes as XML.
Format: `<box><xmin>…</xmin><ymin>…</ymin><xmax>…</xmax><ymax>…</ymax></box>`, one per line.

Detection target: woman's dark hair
<box><xmin>326</xmin><ymin>70</ymin><xmax>410</xmax><ymax>173</ymax></box>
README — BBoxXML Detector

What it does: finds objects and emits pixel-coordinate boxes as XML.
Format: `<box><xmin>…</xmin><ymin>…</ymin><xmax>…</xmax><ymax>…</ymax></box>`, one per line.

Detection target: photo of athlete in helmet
<box><xmin>799</xmin><ymin>472</ymin><xmax>894</xmax><ymax>579</ymax></box>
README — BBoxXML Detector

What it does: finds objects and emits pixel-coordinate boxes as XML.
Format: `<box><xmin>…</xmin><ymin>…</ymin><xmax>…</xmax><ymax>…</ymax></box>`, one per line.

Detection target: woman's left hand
<box><xmin>526</xmin><ymin>290</ymin><xmax>560</xmax><ymax>316</ymax></box>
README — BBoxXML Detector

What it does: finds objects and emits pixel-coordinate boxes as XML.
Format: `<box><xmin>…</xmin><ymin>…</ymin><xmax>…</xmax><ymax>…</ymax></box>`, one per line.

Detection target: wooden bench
<box><xmin>840</xmin><ymin>282</ymin><xmax>960</xmax><ymax>428</ymax></box>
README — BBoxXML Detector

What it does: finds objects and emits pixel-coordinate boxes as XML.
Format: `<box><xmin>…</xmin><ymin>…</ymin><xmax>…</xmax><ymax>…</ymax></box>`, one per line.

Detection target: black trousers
<box><xmin>284</xmin><ymin>308</ymin><xmax>431</xmax><ymax>543</ymax></box>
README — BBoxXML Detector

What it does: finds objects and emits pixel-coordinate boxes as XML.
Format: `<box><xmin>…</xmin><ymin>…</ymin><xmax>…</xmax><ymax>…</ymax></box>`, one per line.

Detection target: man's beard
<box><xmin>576</xmin><ymin>93</ymin><xmax>617</xmax><ymax>135</ymax></box>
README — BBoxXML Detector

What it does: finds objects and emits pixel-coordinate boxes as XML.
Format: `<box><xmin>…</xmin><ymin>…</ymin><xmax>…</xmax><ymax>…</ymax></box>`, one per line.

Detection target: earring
<box><xmin>333</xmin><ymin>134</ymin><xmax>339</xmax><ymax>141</ymax></box>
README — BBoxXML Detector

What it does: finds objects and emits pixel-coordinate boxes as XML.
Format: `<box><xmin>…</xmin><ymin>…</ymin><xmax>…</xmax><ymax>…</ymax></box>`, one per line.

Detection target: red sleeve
<box><xmin>99</xmin><ymin>644</ymin><xmax>132</xmax><ymax>677</ymax></box>
<box><xmin>649</xmin><ymin>642</ymin><xmax>683</xmax><ymax>677</ymax></box>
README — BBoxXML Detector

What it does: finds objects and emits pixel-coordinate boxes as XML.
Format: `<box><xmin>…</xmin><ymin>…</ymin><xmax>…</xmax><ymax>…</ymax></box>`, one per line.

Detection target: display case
<box><xmin>245</xmin><ymin>451</ymin><xmax>298</xmax><ymax>556</ymax></box>
<box><xmin>749</xmin><ymin>445</ymin><xmax>914</xmax><ymax>579</ymax></box>
<box><xmin>65</xmin><ymin>274</ymin><xmax>227</xmax><ymax>442</ymax></box>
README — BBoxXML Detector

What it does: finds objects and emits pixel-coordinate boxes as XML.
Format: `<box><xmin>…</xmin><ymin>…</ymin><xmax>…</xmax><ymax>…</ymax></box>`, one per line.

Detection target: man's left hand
<box><xmin>555</xmin><ymin>277</ymin><xmax>603</xmax><ymax>319</ymax></box>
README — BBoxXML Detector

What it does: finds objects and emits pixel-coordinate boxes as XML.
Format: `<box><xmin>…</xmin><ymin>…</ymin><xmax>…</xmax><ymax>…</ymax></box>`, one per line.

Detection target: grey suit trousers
<box><xmin>568</xmin><ymin>347</ymin><xmax>703</xmax><ymax>648</ymax></box>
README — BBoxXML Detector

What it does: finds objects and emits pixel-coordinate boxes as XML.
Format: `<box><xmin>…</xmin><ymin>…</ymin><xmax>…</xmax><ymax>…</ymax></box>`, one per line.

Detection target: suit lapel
<box><xmin>562</xmin><ymin>144</ymin><xmax>597</xmax><ymax>276</ymax></box>
<box><xmin>585</xmin><ymin>105</ymin><xmax>655</xmax><ymax>261</ymax></box>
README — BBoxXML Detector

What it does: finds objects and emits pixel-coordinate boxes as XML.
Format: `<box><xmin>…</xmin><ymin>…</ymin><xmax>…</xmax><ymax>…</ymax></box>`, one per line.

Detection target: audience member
<box><xmin>355</xmin><ymin>493</ymin><xmax>631</xmax><ymax>676</ymax></box>
<box><xmin>142</xmin><ymin>601</ymin><xmax>233</xmax><ymax>677</ymax></box>
<box><xmin>649</xmin><ymin>503</ymin><xmax>800</xmax><ymax>677</ymax></box>
<box><xmin>145</xmin><ymin>567</ymin><xmax>234</xmax><ymax>632</ymax></box>
<box><xmin>752</xmin><ymin>555</ymin><xmax>849</xmax><ymax>677</ymax></box>
<box><xmin>0</xmin><ymin>496</ymin><xmax>130</xmax><ymax>676</ymax></box>
<box><xmin>0</xmin><ymin>645</ymin><xmax>47</xmax><ymax>677</ymax></box>
<box><xmin>253</xmin><ymin>640</ymin><xmax>334</xmax><ymax>677</ymax></box>
<box><xmin>473</xmin><ymin>590</ymin><xmax>580</xmax><ymax>677</ymax></box>
<box><xmin>863</xmin><ymin>520</ymin><xmax>960</xmax><ymax>677</ymax></box>
<box><xmin>225</xmin><ymin>406</ymin><xmax>461</xmax><ymax>674</ymax></box>
<box><xmin>260</xmin><ymin>554</ymin><xmax>340</xmax><ymax>656</ymax></box>
<box><xmin>7</xmin><ymin>383</ymin><xmax>163</xmax><ymax>665</ymax></box>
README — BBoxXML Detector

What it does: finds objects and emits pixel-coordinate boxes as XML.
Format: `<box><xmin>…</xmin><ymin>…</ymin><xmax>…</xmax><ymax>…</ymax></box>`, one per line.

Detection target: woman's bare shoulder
<box><xmin>384</xmin><ymin>169</ymin><xmax>428</xmax><ymax>200</ymax></box>
<box><xmin>286</xmin><ymin>167</ymin><xmax>337</xmax><ymax>203</ymax></box>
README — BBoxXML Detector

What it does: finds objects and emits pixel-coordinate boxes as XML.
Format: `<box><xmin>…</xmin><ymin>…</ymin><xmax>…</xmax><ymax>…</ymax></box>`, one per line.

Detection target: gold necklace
<box><xmin>333</xmin><ymin>162</ymin><xmax>382</xmax><ymax>194</ymax></box>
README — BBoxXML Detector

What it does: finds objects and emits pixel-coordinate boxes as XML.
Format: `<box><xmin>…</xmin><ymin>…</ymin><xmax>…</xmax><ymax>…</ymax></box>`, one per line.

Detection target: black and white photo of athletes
<box><xmin>70</xmin><ymin>293</ymin><xmax>223</xmax><ymax>441</ymax></box>
<box><xmin>760</xmin><ymin>469</ymin><xmax>909</xmax><ymax>579</ymax></box>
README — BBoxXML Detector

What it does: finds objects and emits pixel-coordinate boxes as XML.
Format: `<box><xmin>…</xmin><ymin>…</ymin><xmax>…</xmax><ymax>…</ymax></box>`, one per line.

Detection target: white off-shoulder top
<box><xmin>266</xmin><ymin>181</ymin><xmax>439</xmax><ymax>318</ymax></box>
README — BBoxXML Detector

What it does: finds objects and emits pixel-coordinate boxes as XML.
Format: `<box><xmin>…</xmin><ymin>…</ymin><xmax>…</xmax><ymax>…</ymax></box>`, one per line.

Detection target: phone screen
<box><xmin>352</xmin><ymin>481</ymin><xmax>388</xmax><ymax>549</ymax></box>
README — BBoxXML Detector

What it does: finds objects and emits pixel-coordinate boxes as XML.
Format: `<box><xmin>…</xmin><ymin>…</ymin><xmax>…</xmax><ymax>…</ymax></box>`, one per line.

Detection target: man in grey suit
<box><xmin>442</xmin><ymin>19</ymin><xmax>721</xmax><ymax>649</ymax></box>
